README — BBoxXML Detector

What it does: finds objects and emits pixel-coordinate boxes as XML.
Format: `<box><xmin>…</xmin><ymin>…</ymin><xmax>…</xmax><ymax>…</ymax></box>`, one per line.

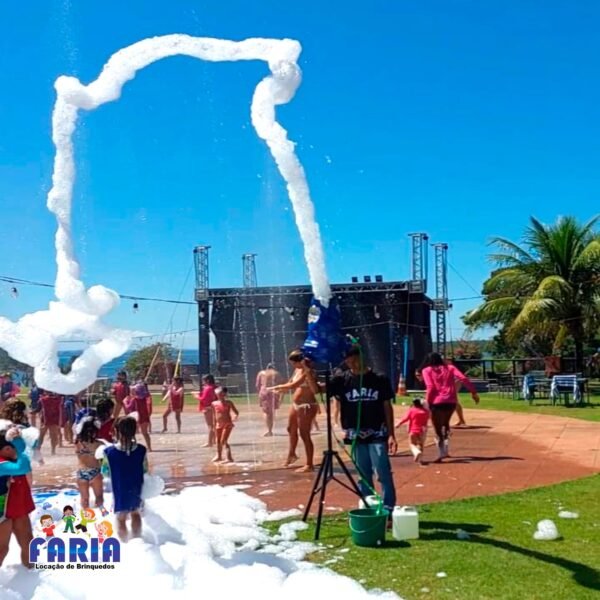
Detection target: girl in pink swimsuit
<box><xmin>131</xmin><ymin>383</ymin><xmax>152</xmax><ymax>452</ymax></box>
<box><xmin>210</xmin><ymin>387</ymin><xmax>239</xmax><ymax>463</ymax></box>
<box><xmin>161</xmin><ymin>376</ymin><xmax>185</xmax><ymax>433</ymax></box>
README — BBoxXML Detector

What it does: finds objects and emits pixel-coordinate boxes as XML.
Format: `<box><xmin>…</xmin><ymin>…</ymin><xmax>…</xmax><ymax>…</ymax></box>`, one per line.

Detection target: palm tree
<box><xmin>464</xmin><ymin>215</ymin><xmax>600</xmax><ymax>369</ymax></box>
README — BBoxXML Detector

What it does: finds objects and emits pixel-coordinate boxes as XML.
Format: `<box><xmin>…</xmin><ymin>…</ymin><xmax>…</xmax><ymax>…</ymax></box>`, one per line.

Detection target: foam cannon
<box><xmin>301</xmin><ymin>297</ymin><xmax>347</xmax><ymax>365</ymax></box>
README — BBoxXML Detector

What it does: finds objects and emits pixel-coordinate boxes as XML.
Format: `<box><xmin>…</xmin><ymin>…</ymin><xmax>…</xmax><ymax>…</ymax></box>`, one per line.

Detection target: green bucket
<box><xmin>348</xmin><ymin>508</ymin><xmax>389</xmax><ymax>547</ymax></box>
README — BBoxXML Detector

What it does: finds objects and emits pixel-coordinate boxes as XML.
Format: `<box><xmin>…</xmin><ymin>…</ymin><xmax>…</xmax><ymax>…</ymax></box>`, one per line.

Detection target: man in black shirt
<box><xmin>330</xmin><ymin>345</ymin><xmax>397</xmax><ymax>512</ymax></box>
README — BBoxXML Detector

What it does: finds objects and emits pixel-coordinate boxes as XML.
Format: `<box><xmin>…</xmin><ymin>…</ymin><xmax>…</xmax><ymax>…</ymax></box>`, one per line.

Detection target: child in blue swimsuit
<box><xmin>74</xmin><ymin>416</ymin><xmax>104</xmax><ymax>510</ymax></box>
<box><xmin>103</xmin><ymin>416</ymin><xmax>147</xmax><ymax>541</ymax></box>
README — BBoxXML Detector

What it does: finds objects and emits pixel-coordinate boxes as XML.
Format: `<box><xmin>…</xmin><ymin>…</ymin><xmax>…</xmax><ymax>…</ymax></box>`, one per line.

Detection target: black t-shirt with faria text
<box><xmin>330</xmin><ymin>369</ymin><xmax>394</xmax><ymax>443</ymax></box>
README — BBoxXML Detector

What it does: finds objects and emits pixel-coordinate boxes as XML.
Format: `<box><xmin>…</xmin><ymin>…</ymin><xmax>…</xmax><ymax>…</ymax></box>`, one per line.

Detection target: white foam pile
<box><xmin>558</xmin><ymin>510</ymin><xmax>579</xmax><ymax>519</ymax></box>
<box><xmin>0</xmin><ymin>485</ymin><xmax>400</xmax><ymax>600</ymax></box>
<box><xmin>0</xmin><ymin>34</ymin><xmax>331</xmax><ymax>394</ymax></box>
<box><xmin>533</xmin><ymin>519</ymin><xmax>560</xmax><ymax>541</ymax></box>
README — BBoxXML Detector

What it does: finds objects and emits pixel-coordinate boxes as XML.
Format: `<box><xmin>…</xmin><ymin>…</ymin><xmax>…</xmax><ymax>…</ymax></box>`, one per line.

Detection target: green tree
<box><xmin>124</xmin><ymin>343</ymin><xmax>176</xmax><ymax>382</ymax></box>
<box><xmin>484</xmin><ymin>325</ymin><xmax>556</xmax><ymax>358</ymax></box>
<box><xmin>464</xmin><ymin>215</ymin><xmax>600</xmax><ymax>369</ymax></box>
<box><xmin>449</xmin><ymin>338</ymin><xmax>483</xmax><ymax>360</ymax></box>
<box><xmin>0</xmin><ymin>349</ymin><xmax>33</xmax><ymax>378</ymax></box>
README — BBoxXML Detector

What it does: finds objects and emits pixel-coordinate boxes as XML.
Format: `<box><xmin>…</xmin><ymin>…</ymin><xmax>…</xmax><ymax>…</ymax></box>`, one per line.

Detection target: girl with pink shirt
<box><xmin>396</xmin><ymin>398</ymin><xmax>429</xmax><ymax>463</ymax></box>
<box><xmin>421</xmin><ymin>353</ymin><xmax>479</xmax><ymax>462</ymax></box>
<box><xmin>196</xmin><ymin>374</ymin><xmax>217</xmax><ymax>448</ymax></box>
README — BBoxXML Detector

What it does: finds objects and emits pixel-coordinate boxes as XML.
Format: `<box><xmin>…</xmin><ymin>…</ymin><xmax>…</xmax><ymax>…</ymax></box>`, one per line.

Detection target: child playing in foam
<box><xmin>0</xmin><ymin>427</ymin><xmax>35</xmax><ymax>568</ymax></box>
<box><xmin>396</xmin><ymin>398</ymin><xmax>430</xmax><ymax>464</ymax></box>
<box><xmin>102</xmin><ymin>416</ymin><xmax>148</xmax><ymax>541</ymax></box>
<box><xmin>0</xmin><ymin>399</ymin><xmax>44</xmax><ymax>483</ymax></box>
<box><xmin>74</xmin><ymin>415</ymin><xmax>104</xmax><ymax>510</ymax></box>
<box><xmin>211</xmin><ymin>386</ymin><xmax>239</xmax><ymax>464</ymax></box>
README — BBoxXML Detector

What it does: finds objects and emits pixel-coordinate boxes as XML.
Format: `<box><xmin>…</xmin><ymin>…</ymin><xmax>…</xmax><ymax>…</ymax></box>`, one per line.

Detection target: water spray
<box><xmin>0</xmin><ymin>34</ymin><xmax>332</xmax><ymax>394</ymax></box>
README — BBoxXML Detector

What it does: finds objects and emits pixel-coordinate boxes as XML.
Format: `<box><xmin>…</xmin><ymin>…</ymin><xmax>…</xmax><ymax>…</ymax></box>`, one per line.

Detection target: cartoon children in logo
<box><xmin>95</xmin><ymin>520</ymin><xmax>113</xmax><ymax>543</ymax></box>
<box><xmin>75</xmin><ymin>507</ymin><xmax>96</xmax><ymax>534</ymax></box>
<box><xmin>39</xmin><ymin>514</ymin><xmax>56</xmax><ymax>538</ymax></box>
<box><xmin>62</xmin><ymin>505</ymin><xmax>76</xmax><ymax>534</ymax></box>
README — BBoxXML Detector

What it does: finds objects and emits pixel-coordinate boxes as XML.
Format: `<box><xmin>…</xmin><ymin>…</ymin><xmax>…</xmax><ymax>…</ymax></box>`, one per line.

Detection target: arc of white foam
<box><xmin>0</xmin><ymin>34</ymin><xmax>331</xmax><ymax>394</ymax></box>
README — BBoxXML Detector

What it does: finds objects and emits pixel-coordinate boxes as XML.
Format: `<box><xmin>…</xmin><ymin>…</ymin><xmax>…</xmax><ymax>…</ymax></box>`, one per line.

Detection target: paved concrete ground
<box><xmin>31</xmin><ymin>403</ymin><xmax>600</xmax><ymax>512</ymax></box>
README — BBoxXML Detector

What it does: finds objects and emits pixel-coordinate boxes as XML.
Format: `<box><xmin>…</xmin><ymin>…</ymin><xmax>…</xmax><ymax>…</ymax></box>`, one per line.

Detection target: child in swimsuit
<box><xmin>96</xmin><ymin>398</ymin><xmax>115</xmax><ymax>443</ymax></box>
<box><xmin>74</xmin><ymin>416</ymin><xmax>104</xmax><ymax>510</ymax></box>
<box><xmin>39</xmin><ymin>391</ymin><xmax>63</xmax><ymax>455</ymax></box>
<box><xmin>62</xmin><ymin>395</ymin><xmax>80</xmax><ymax>445</ymax></box>
<box><xmin>102</xmin><ymin>416</ymin><xmax>148</xmax><ymax>541</ymax></box>
<box><xmin>0</xmin><ymin>399</ymin><xmax>44</xmax><ymax>483</ymax></box>
<box><xmin>211</xmin><ymin>387</ymin><xmax>239</xmax><ymax>463</ymax></box>
<box><xmin>111</xmin><ymin>371</ymin><xmax>130</xmax><ymax>419</ymax></box>
<box><xmin>196</xmin><ymin>374</ymin><xmax>217</xmax><ymax>447</ymax></box>
<box><xmin>131</xmin><ymin>382</ymin><xmax>152</xmax><ymax>451</ymax></box>
<box><xmin>132</xmin><ymin>379</ymin><xmax>153</xmax><ymax>433</ymax></box>
<box><xmin>396</xmin><ymin>397</ymin><xmax>430</xmax><ymax>464</ymax></box>
<box><xmin>0</xmin><ymin>427</ymin><xmax>35</xmax><ymax>568</ymax></box>
<box><xmin>161</xmin><ymin>376</ymin><xmax>184</xmax><ymax>433</ymax></box>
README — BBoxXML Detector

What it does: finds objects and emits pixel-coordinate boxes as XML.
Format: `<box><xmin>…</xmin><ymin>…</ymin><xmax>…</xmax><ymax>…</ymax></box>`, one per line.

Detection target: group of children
<box><xmin>5</xmin><ymin>385</ymin><xmax>83</xmax><ymax>457</ymax></box>
<box><xmin>395</xmin><ymin>395</ymin><xmax>472</xmax><ymax>464</ymax></box>
<box><xmin>0</xmin><ymin>391</ymin><xmax>149</xmax><ymax>569</ymax></box>
<box><xmin>39</xmin><ymin>506</ymin><xmax>113</xmax><ymax>542</ymax></box>
<box><xmin>111</xmin><ymin>371</ymin><xmax>153</xmax><ymax>452</ymax></box>
<box><xmin>111</xmin><ymin>371</ymin><xmax>189</xmax><ymax>449</ymax></box>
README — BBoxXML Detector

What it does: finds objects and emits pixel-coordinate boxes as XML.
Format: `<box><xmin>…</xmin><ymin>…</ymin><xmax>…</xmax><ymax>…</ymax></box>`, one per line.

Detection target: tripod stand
<box><xmin>302</xmin><ymin>371</ymin><xmax>365</xmax><ymax>540</ymax></box>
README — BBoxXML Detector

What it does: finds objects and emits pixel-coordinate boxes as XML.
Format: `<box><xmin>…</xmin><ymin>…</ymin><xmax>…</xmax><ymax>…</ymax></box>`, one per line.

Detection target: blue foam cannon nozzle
<box><xmin>301</xmin><ymin>297</ymin><xmax>347</xmax><ymax>366</ymax></box>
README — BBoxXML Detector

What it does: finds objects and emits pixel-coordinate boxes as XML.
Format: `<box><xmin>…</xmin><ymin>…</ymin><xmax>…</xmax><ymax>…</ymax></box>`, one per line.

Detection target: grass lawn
<box><xmin>153</xmin><ymin>391</ymin><xmax>600</xmax><ymax>424</ymax></box>
<box><xmin>453</xmin><ymin>392</ymin><xmax>600</xmax><ymax>423</ymax></box>
<box><xmin>289</xmin><ymin>475</ymin><xmax>600</xmax><ymax>600</ymax></box>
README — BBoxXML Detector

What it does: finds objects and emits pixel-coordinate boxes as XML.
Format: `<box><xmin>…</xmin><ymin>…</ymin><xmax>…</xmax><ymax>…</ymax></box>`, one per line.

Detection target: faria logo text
<box><xmin>29</xmin><ymin>536</ymin><xmax>120</xmax><ymax>570</ymax></box>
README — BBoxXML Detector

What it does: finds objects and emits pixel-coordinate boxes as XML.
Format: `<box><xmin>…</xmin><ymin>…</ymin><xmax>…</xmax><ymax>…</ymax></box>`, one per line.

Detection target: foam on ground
<box><xmin>0</xmin><ymin>34</ymin><xmax>331</xmax><ymax>394</ymax></box>
<box><xmin>0</xmin><ymin>485</ymin><xmax>400</xmax><ymax>599</ymax></box>
<box><xmin>533</xmin><ymin>519</ymin><xmax>560</xmax><ymax>541</ymax></box>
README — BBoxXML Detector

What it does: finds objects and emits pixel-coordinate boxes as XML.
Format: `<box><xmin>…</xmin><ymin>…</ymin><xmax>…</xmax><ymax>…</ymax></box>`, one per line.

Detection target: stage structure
<box><xmin>202</xmin><ymin>280</ymin><xmax>433</xmax><ymax>391</ymax></box>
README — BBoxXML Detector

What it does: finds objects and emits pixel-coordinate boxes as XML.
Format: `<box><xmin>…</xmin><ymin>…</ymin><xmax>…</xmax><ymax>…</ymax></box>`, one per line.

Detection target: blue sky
<box><xmin>0</xmin><ymin>1</ymin><xmax>598</xmax><ymax>351</ymax></box>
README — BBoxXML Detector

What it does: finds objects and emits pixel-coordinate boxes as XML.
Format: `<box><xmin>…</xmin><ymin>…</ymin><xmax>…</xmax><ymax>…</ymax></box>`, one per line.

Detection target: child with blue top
<box><xmin>102</xmin><ymin>416</ymin><xmax>148</xmax><ymax>541</ymax></box>
<box><xmin>0</xmin><ymin>427</ymin><xmax>35</xmax><ymax>568</ymax></box>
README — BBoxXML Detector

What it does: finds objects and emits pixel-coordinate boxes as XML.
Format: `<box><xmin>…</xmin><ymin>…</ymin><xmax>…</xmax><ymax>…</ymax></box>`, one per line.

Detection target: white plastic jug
<box><xmin>358</xmin><ymin>495</ymin><xmax>380</xmax><ymax>509</ymax></box>
<box><xmin>392</xmin><ymin>506</ymin><xmax>419</xmax><ymax>540</ymax></box>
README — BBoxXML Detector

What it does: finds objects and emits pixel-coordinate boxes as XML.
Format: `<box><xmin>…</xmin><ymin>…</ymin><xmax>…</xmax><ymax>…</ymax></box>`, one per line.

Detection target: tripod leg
<box><xmin>334</xmin><ymin>451</ymin><xmax>366</xmax><ymax>502</ymax></box>
<box><xmin>302</xmin><ymin>452</ymin><xmax>328</xmax><ymax>522</ymax></box>
<box><xmin>314</xmin><ymin>453</ymin><xmax>332</xmax><ymax>540</ymax></box>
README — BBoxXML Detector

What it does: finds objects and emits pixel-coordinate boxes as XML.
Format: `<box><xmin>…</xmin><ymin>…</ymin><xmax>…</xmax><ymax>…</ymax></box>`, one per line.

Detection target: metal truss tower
<box><xmin>432</xmin><ymin>243</ymin><xmax>449</xmax><ymax>355</ymax></box>
<box><xmin>193</xmin><ymin>245</ymin><xmax>211</xmax><ymax>376</ymax></box>
<box><xmin>242</xmin><ymin>254</ymin><xmax>258</xmax><ymax>288</ymax></box>
<box><xmin>408</xmin><ymin>233</ymin><xmax>429</xmax><ymax>293</ymax></box>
